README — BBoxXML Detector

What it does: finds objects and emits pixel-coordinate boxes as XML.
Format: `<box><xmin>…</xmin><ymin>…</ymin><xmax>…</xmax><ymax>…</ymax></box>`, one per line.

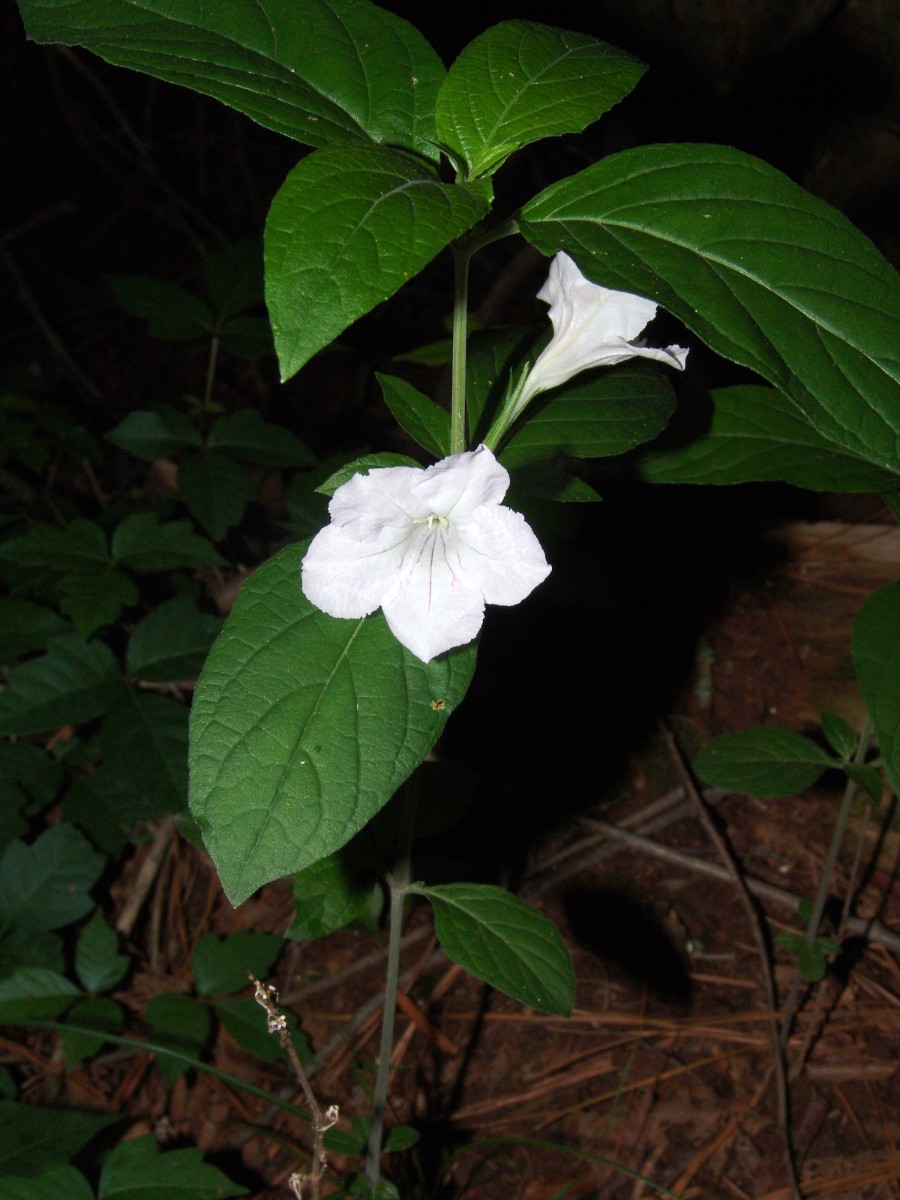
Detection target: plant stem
<box><xmin>364</xmin><ymin>775</ymin><xmax>420</xmax><ymax>1188</ymax></box>
<box><xmin>779</xmin><ymin>713</ymin><xmax>872</xmax><ymax>1050</ymax></box>
<box><xmin>449</xmin><ymin>245</ymin><xmax>470</xmax><ymax>455</ymax></box>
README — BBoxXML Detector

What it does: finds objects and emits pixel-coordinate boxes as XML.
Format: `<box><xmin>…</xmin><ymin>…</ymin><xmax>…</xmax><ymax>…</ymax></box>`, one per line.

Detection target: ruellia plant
<box><xmin>6</xmin><ymin>0</ymin><xmax>900</xmax><ymax>1196</ymax></box>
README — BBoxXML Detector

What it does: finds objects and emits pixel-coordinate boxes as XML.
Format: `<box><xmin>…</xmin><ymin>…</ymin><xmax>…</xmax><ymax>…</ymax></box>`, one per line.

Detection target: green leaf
<box><xmin>208</xmin><ymin>408</ymin><xmax>314</xmax><ymax>467</ymax></box>
<box><xmin>500</xmin><ymin>361</ymin><xmax>677</xmax><ymax>466</ymax></box>
<box><xmin>0</xmin><ymin>743</ymin><xmax>63</xmax><ymax>811</ymax></box>
<box><xmin>99</xmin><ymin>1133</ymin><xmax>248</xmax><ymax>1199</ymax></box>
<box><xmin>145</xmin><ymin>994</ymin><xmax>213</xmax><ymax>1085</ymax></box>
<box><xmin>19</xmin><ymin>0</ymin><xmax>444</xmax><ymax>158</ymax></box>
<box><xmin>316</xmin><ymin>452</ymin><xmax>422</xmax><ymax>496</ymax></box>
<box><xmin>0</xmin><ymin>1165</ymin><xmax>93</xmax><ymax>1200</ymax></box>
<box><xmin>466</xmin><ymin>327</ymin><xmax>533</xmax><ymax>442</ymax></box>
<box><xmin>127</xmin><ymin>596</ymin><xmax>222</xmax><ymax>681</ymax></box>
<box><xmin>376</xmin><ymin>374</ymin><xmax>450</xmax><ymax>458</ymax></box>
<box><xmin>188</xmin><ymin>542</ymin><xmax>476</xmax><ymax>905</ymax></box>
<box><xmin>820</xmin><ymin>711</ymin><xmax>857</xmax><ymax>761</ymax></box>
<box><xmin>111</xmin><ymin>511</ymin><xmax>226</xmax><ymax>572</ymax></box>
<box><xmin>508</xmin><ymin>463</ymin><xmax>601</xmax><ymax>503</ymax></box>
<box><xmin>0</xmin><ymin>1100</ymin><xmax>118</xmax><ymax>1179</ymax></box>
<box><xmin>384</xmin><ymin>1125</ymin><xmax>420</xmax><ymax>1153</ymax></box>
<box><xmin>0</xmin><ymin>634</ymin><xmax>122</xmax><ymax>735</ymax></box>
<box><xmin>519</xmin><ymin>143</ymin><xmax>900</xmax><ymax>476</ymax></box>
<box><xmin>107</xmin><ymin>407</ymin><xmax>202</xmax><ymax>461</ymax></box>
<box><xmin>639</xmin><ymin>385</ymin><xmax>900</xmax><ymax>490</ymax></box>
<box><xmin>62</xmin><ymin>768</ymin><xmax>154</xmax><ymax>856</ymax></box>
<box><xmin>694</xmin><ymin>726</ymin><xmax>837</xmax><ymax>797</ymax></box>
<box><xmin>0</xmin><ymin>824</ymin><xmax>104</xmax><ymax>934</ymax></box>
<box><xmin>215</xmin><ymin>996</ymin><xmax>311</xmax><ymax>1063</ymax></box>
<box><xmin>76</xmin><ymin>910</ymin><xmax>130</xmax><ymax>994</ymax></box>
<box><xmin>436</xmin><ymin>22</ymin><xmax>644</xmax><ymax>178</ymax></box>
<box><xmin>178</xmin><ymin>450</ymin><xmax>257</xmax><ymax>540</ymax></box>
<box><xmin>0</xmin><ymin>927</ymin><xmax>62</xmax><ymax>977</ymax></box>
<box><xmin>109</xmin><ymin>276</ymin><xmax>212</xmax><ymax>340</ymax></box>
<box><xmin>0</xmin><ymin>968</ymin><xmax>80</xmax><ymax>1023</ymax></box>
<box><xmin>417</xmin><ymin>883</ymin><xmax>574</xmax><ymax>1016</ymax></box>
<box><xmin>852</xmin><ymin>581</ymin><xmax>900</xmax><ymax>798</ymax></box>
<box><xmin>285</xmin><ymin>844</ymin><xmax>381</xmax><ymax>940</ymax></box>
<box><xmin>265</xmin><ymin>144</ymin><xmax>488</xmax><ymax>380</ymax></box>
<box><xmin>0</xmin><ymin>518</ymin><xmax>108</xmax><ymax>572</ymax></box>
<box><xmin>0</xmin><ymin>598</ymin><xmax>69</xmax><ymax>660</ymax></box>
<box><xmin>61</xmin><ymin>995</ymin><xmax>124</xmax><ymax>1067</ymax></box>
<box><xmin>203</xmin><ymin>239</ymin><xmax>264</xmax><ymax>321</ymax></box>
<box><xmin>57</xmin><ymin>567</ymin><xmax>139</xmax><ymax>638</ymax></box>
<box><xmin>192</xmin><ymin>931</ymin><xmax>285</xmax><ymax>996</ymax></box>
<box><xmin>98</xmin><ymin>690</ymin><xmax>189</xmax><ymax>815</ymax></box>
<box><xmin>843</xmin><ymin>762</ymin><xmax>884</xmax><ymax>808</ymax></box>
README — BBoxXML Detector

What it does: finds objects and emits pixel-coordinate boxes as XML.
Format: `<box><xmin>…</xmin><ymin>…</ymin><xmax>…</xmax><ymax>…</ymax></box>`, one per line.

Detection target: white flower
<box><xmin>301</xmin><ymin>445</ymin><xmax>550</xmax><ymax>663</ymax></box>
<box><xmin>510</xmin><ymin>251</ymin><xmax>689</xmax><ymax>423</ymax></box>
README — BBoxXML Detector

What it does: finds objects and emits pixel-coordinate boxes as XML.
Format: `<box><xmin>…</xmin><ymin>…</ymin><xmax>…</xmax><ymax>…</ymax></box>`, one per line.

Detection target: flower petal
<box><xmin>410</xmin><ymin>443</ymin><xmax>510</xmax><ymax>522</ymax></box>
<box><xmin>455</xmin><ymin>505</ymin><xmax>551</xmax><ymax>605</ymax></box>
<box><xmin>382</xmin><ymin>528</ymin><xmax>487</xmax><ymax>662</ymax></box>
<box><xmin>301</xmin><ymin>522</ymin><xmax>409</xmax><ymax>619</ymax></box>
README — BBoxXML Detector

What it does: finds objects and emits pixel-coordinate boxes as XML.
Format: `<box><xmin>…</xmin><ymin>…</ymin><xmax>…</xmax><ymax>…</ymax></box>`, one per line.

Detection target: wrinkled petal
<box><xmin>301</xmin><ymin>522</ymin><xmax>408</xmax><ymax>618</ymax></box>
<box><xmin>328</xmin><ymin>464</ymin><xmax>424</xmax><ymax>541</ymax></box>
<box><xmin>410</xmin><ymin>443</ymin><xmax>510</xmax><ymax>521</ymax></box>
<box><xmin>455</xmin><ymin>506</ymin><xmax>551</xmax><ymax>605</ymax></box>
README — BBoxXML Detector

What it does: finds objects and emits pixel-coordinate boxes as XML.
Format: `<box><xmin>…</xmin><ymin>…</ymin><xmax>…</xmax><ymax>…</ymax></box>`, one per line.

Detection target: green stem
<box><xmin>364</xmin><ymin>776</ymin><xmax>419</xmax><ymax>1188</ymax></box>
<box><xmin>450</xmin><ymin>245</ymin><xmax>470</xmax><ymax>455</ymax></box>
<box><xmin>202</xmin><ymin>332</ymin><xmax>221</xmax><ymax>413</ymax></box>
<box><xmin>779</xmin><ymin>714</ymin><xmax>872</xmax><ymax>1049</ymax></box>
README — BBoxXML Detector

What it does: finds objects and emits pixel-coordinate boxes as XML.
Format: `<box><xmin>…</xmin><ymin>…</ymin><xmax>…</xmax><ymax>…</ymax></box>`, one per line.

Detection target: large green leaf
<box><xmin>852</xmin><ymin>582</ymin><xmax>900</xmax><ymax>798</ymax></box>
<box><xmin>520</xmin><ymin>144</ymin><xmax>900</xmax><ymax>476</ymax></box>
<box><xmin>189</xmin><ymin>542</ymin><xmax>476</xmax><ymax>905</ymax></box>
<box><xmin>499</xmin><ymin>361</ymin><xmax>677</xmax><ymax>466</ymax></box>
<box><xmin>436</xmin><ymin>22</ymin><xmax>644</xmax><ymax>179</ymax></box>
<box><xmin>0</xmin><ymin>824</ymin><xmax>105</xmax><ymax>935</ymax></box>
<box><xmin>694</xmin><ymin>726</ymin><xmax>837</xmax><ymax>797</ymax></box>
<box><xmin>640</xmin><ymin>385</ymin><xmax>900</xmax><ymax>490</ymax></box>
<box><xmin>0</xmin><ymin>635</ymin><xmax>122</xmax><ymax>735</ymax></box>
<box><xmin>99</xmin><ymin>1134</ymin><xmax>248</xmax><ymax>1200</ymax></box>
<box><xmin>265</xmin><ymin>144</ymin><xmax>488</xmax><ymax>379</ymax></box>
<box><xmin>19</xmin><ymin>0</ymin><xmax>444</xmax><ymax>157</ymax></box>
<box><xmin>416</xmin><ymin>883</ymin><xmax>574</xmax><ymax>1016</ymax></box>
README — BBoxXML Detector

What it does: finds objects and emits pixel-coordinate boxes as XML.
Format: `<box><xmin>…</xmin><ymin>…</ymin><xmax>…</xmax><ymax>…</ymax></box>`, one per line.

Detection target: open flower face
<box><xmin>514</xmin><ymin>251</ymin><xmax>689</xmax><ymax>417</ymax></box>
<box><xmin>301</xmin><ymin>445</ymin><xmax>550</xmax><ymax>663</ymax></box>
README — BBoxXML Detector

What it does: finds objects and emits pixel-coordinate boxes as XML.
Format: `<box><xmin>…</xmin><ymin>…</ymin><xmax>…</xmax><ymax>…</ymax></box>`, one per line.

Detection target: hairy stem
<box><xmin>364</xmin><ymin>776</ymin><xmax>419</xmax><ymax>1188</ymax></box>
